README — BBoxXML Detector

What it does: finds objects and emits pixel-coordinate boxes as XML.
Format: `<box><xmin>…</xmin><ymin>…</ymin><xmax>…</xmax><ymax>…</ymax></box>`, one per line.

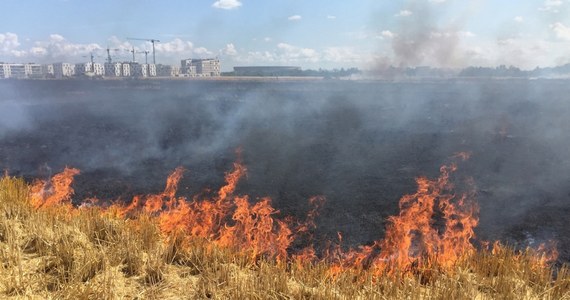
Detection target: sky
<box><xmin>1</xmin><ymin>0</ymin><xmax>570</xmax><ymax>71</ymax></box>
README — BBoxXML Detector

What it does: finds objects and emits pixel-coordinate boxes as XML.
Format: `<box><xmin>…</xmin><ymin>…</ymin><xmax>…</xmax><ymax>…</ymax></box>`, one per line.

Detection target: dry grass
<box><xmin>0</xmin><ymin>176</ymin><xmax>569</xmax><ymax>299</ymax></box>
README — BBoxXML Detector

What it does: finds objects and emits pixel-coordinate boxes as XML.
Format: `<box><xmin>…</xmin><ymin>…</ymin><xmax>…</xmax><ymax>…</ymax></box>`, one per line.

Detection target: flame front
<box><xmin>24</xmin><ymin>152</ymin><xmax>558</xmax><ymax>277</ymax></box>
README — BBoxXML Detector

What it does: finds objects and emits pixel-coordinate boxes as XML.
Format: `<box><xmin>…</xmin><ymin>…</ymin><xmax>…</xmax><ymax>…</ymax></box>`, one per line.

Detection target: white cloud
<box><xmin>539</xmin><ymin>0</ymin><xmax>563</xmax><ymax>12</ymax></box>
<box><xmin>154</xmin><ymin>38</ymin><xmax>194</xmax><ymax>54</ymax></box>
<box><xmin>550</xmin><ymin>22</ymin><xmax>570</xmax><ymax>41</ymax></box>
<box><xmin>194</xmin><ymin>47</ymin><xmax>213</xmax><ymax>57</ymax></box>
<box><xmin>30</xmin><ymin>34</ymin><xmax>102</xmax><ymax>61</ymax></box>
<box><xmin>288</xmin><ymin>15</ymin><xmax>302</xmax><ymax>21</ymax></box>
<box><xmin>0</xmin><ymin>32</ymin><xmax>22</xmax><ymax>57</ymax></box>
<box><xmin>264</xmin><ymin>37</ymin><xmax>272</xmax><ymax>42</ymax></box>
<box><xmin>429</xmin><ymin>0</ymin><xmax>446</xmax><ymax>3</ymax></box>
<box><xmin>395</xmin><ymin>10</ymin><xmax>413</xmax><ymax>17</ymax></box>
<box><xmin>327</xmin><ymin>15</ymin><xmax>336</xmax><ymax>19</ymax></box>
<box><xmin>322</xmin><ymin>47</ymin><xmax>364</xmax><ymax>63</ymax></box>
<box><xmin>514</xmin><ymin>16</ymin><xmax>524</xmax><ymax>23</ymax></box>
<box><xmin>212</xmin><ymin>0</ymin><xmax>242</xmax><ymax>10</ymax></box>
<box><xmin>381</xmin><ymin>30</ymin><xmax>395</xmax><ymax>39</ymax></box>
<box><xmin>277</xmin><ymin>43</ymin><xmax>319</xmax><ymax>62</ymax></box>
<box><xmin>224</xmin><ymin>43</ymin><xmax>237</xmax><ymax>56</ymax></box>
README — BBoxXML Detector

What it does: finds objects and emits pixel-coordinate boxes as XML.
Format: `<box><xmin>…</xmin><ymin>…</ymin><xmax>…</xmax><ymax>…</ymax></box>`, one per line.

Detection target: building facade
<box><xmin>181</xmin><ymin>58</ymin><xmax>220</xmax><ymax>77</ymax></box>
<box><xmin>53</xmin><ymin>63</ymin><xmax>75</xmax><ymax>79</ymax></box>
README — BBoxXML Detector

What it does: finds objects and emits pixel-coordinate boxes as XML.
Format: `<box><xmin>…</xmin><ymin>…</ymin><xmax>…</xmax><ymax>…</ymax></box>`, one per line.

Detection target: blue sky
<box><xmin>1</xmin><ymin>0</ymin><xmax>570</xmax><ymax>71</ymax></box>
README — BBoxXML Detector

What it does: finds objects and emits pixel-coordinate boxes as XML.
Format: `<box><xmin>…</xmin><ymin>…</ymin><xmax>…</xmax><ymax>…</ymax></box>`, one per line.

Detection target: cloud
<box><xmin>550</xmin><ymin>22</ymin><xmax>570</xmax><ymax>41</ymax></box>
<box><xmin>223</xmin><ymin>43</ymin><xmax>238</xmax><ymax>56</ymax></box>
<box><xmin>0</xmin><ymin>32</ymin><xmax>23</xmax><ymax>57</ymax></box>
<box><xmin>212</xmin><ymin>0</ymin><xmax>242</xmax><ymax>10</ymax></box>
<box><xmin>322</xmin><ymin>47</ymin><xmax>366</xmax><ymax>63</ymax></box>
<box><xmin>395</xmin><ymin>10</ymin><xmax>413</xmax><ymax>17</ymax></box>
<box><xmin>428</xmin><ymin>0</ymin><xmax>446</xmax><ymax>3</ymax></box>
<box><xmin>514</xmin><ymin>16</ymin><xmax>524</xmax><ymax>23</ymax></box>
<box><xmin>539</xmin><ymin>0</ymin><xmax>564</xmax><ymax>12</ymax></box>
<box><xmin>30</xmin><ymin>34</ymin><xmax>102</xmax><ymax>61</ymax></box>
<box><xmin>194</xmin><ymin>47</ymin><xmax>213</xmax><ymax>57</ymax></box>
<box><xmin>327</xmin><ymin>15</ymin><xmax>337</xmax><ymax>19</ymax></box>
<box><xmin>277</xmin><ymin>43</ymin><xmax>318</xmax><ymax>62</ymax></box>
<box><xmin>153</xmin><ymin>38</ymin><xmax>194</xmax><ymax>54</ymax></box>
<box><xmin>288</xmin><ymin>15</ymin><xmax>302</xmax><ymax>21</ymax></box>
<box><xmin>381</xmin><ymin>30</ymin><xmax>395</xmax><ymax>39</ymax></box>
<box><xmin>264</xmin><ymin>37</ymin><xmax>272</xmax><ymax>42</ymax></box>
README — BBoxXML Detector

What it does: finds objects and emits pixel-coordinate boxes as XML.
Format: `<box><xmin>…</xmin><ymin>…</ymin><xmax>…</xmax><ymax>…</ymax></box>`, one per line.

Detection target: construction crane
<box><xmin>105</xmin><ymin>47</ymin><xmax>121</xmax><ymax>64</ymax></box>
<box><xmin>126</xmin><ymin>37</ymin><xmax>160</xmax><ymax>64</ymax></box>
<box><xmin>137</xmin><ymin>50</ymin><xmax>150</xmax><ymax>64</ymax></box>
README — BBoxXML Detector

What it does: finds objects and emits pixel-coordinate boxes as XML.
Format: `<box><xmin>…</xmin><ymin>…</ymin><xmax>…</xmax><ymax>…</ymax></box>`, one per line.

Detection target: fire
<box><xmin>22</xmin><ymin>151</ymin><xmax>559</xmax><ymax>278</ymax></box>
<box><xmin>30</xmin><ymin>167</ymin><xmax>80</xmax><ymax>209</ymax></box>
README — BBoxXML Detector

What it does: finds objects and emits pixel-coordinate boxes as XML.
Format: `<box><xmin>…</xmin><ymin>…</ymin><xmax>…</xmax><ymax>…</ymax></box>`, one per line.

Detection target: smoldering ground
<box><xmin>0</xmin><ymin>79</ymin><xmax>569</xmax><ymax>261</ymax></box>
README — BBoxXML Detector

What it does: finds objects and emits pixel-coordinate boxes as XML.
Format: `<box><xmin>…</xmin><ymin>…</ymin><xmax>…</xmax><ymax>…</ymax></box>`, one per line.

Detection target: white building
<box><xmin>0</xmin><ymin>63</ymin><xmax>11</xmax><ymax>78</ymax></box>
<box><xmin>54</xmin><ymin>63</ymin><xmax>75</xmax><ymax>79</ymax></box>
<box><xmin>181</xmin><ymin>58</ymin><xmax>220</xmax><ymax>77</ymax></box>
<box><xmin>8</xmin><ymin>64</ymin><xmax>26</xmax><ymax>79</ymax></box>
<box><xmin>121</xmin><ymin>63</ymin><xmax>131</xmax><ymax>77</ymax></box>
<box><xmin>148</xmin><ymin>64</ymin><xmax>156</xmax><ymax>77</ymax></box>
<box><xmin>93</xmin><ymin>63</ymin><xmax>104</xmax><ymax>76</ymax></box>
<box><xmin>25</xmin><ymin>63</ymin><xmax>42</xmax><ymax>78</ymax></box>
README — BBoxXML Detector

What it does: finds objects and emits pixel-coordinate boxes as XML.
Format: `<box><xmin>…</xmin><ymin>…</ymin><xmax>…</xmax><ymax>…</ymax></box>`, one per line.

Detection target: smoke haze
<box><xmin>0</xmin><ymin>79</ymin><xmax>569</xmax><ymax>260</ymax></box>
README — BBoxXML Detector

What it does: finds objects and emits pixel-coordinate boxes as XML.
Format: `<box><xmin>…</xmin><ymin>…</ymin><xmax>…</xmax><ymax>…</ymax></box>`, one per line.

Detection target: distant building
<box><xmin>181</xmin><ymin>58</ymin><xmax>220</xmax><ymax>77</ymax></box>
<box><xmin>41</xmin><ymin>64</ymin><xmax>54</xmax><ymax>78</ymax></box>
<box><xmin>9</xmin><ymin>64</ymin><xmax>26</xmax><ymax>79</ymax></box>
<box><xmin>104</xmin><ymin>62</ymin><xmax>122</xmax><ymax>77</ymax></box>
<box><xmin>25</xmin><ymin>63</ymin><xmax>42</xmax><ymax>78</ymax></box>
<box><xmin>122</xmin><ymin>63</ymin><xmax>131</xmax><ymax>77</ymax></box>
<box><xmin>0</xmin><ymin>63</ymin><xmax>10</xmax><ymax>78</ymax></box>
<box><xmin>130</xmin><ymin>62</ymin><xmax>150</xmax><ymax>77</ymax></box>
<box><xmin>74</xmin><ymin>62</ymin><xmax>92</xmax><ymax>76</ymax></box>
<box><xmin>53</xmin><ymin>63</ymin><xmax>75</xmax><ymax>79</ymax></box>
<box><xmin>93</xmin><ymin>63</ymin><xmax>104</xmax><ymax>76</ymax></box>
<box><xmin>148</xmin><ymin>64</ymin><xmax>156</xmax><ymax>77</ymax></box>
<box><xmin>0</xmin><ymin>63</ymin><xmax>49</xmax><ymax>79</ymax></box>
<box><xmin>156</xmin><ymin>64</ymin><xmax>173</xmax><ymax>77</ymax></box>
<box><xmin>233</xmin><ymin>66</ymin><xmax>301</xmax><ymax>76</ymax></box>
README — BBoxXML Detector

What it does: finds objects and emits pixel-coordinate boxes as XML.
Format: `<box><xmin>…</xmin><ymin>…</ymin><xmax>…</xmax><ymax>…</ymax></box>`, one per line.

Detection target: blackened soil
<box><xmin>1</xmin><ymin>79</ymin><xmax>570</xmax><ymax>262</ymax></box>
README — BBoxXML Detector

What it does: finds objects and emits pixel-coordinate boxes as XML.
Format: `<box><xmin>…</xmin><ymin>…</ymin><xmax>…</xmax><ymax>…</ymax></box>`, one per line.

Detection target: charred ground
<box><xmin>0</xmin><ymin>79</ymin><xmax>569</xmax><ymax>261</ymax></box>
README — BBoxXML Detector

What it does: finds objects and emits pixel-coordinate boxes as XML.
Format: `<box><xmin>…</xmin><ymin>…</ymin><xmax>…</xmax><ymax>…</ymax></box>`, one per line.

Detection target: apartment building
<box><xmin>180</xmin><ymin>58</ymin><xmax>220</xmax><ymax>77</ymax></box>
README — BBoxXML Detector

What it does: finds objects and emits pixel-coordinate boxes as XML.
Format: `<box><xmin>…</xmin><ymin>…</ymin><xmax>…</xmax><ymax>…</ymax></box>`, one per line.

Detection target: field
<box><xmin>1</xmin><ymin>79</ymin><xmax>570</xmax><ymax>298</ymax></box>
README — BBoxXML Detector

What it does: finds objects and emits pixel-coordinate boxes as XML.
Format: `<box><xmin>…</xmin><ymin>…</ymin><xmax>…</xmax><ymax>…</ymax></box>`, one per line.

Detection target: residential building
<box><xmin>9</xmin><ymin>64</ymin><xmax>26</xmax><ymax>79</ymax></box>
<box><xmin>181</xmin><ymin>58</ymin><xmax>220</xmax><ymax>76</ymax></box>
<box><xmin>53</xmin><ymin>63</ymin><xmax>75</xmax><ymax>79</ymax></box>
<box><xmin>104</xmin><ymin>62</ymin><xmax>122</xmax><ymax>77</ymax></box>
<box><xmin>25</xmin><ymin>63</ymin><xmax>43</xmax><ymax>78</ymax></box>
<box><xmin>0</xmin><ymin>63</ymin><xmax>11</xmax><ymax>78</ymax></box>
<box><xmin>148</xmin><ymin>64</ymin><xmax>156</xmax><ymax>77</ymax></box>
<box><xmin>41</xmin><ymin>64</ymin><xmax>54</xmax><ymax>78</ymax></box>
<box><xmin>121</xmin><ymin>63</ymin><xmax>131</xmax><ymax>77</ymax></box>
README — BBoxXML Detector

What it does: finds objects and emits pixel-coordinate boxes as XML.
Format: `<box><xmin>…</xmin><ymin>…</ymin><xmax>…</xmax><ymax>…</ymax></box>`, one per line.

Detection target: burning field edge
<box><xmin>0</xmin><ymin>153</ymin><xmax>569</xmax><ymax>299</ymax></box>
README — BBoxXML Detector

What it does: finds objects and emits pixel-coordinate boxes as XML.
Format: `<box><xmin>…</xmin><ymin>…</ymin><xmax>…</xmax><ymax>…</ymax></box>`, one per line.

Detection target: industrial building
<box><xmin>233</xmin><ymin>66</ymin><xmax>301</xmax><ymax>76</ymax></box>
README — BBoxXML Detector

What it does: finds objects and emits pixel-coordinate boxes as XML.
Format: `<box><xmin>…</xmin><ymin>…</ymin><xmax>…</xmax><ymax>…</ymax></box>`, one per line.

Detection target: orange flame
<box><xmin>20</xmin><ymin>152</ymin><xmax>560</xmax><ymax>278</ymax></box>
<box><xmin>30</xmin><ymin>167</ymin><xmax>80</xmax><ymax>209</ymax></box>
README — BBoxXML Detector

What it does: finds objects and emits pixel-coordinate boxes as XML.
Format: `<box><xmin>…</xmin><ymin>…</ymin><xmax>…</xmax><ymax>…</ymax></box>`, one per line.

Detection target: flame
<box><xmin>30</xmin><ymin>167</ymin><xmax>80</xmax><ymax>209</ymax></box>
<box><xmin>21</xmin><ymin>152</ymin><xmax>559</xmax><ymax>278</ymax></box>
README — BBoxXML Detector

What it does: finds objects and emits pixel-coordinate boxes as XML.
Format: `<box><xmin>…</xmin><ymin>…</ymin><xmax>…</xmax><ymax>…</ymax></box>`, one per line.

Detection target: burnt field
<box><xmin>1</xmin><ymin>79</ymin><xmax>569</xmax><ymax>261</ymax></box>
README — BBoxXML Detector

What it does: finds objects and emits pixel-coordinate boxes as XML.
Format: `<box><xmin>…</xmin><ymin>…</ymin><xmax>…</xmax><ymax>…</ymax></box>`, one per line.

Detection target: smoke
<box><xmin>1</xmin><ymin>79</ymin><xmax>570</xmax><ymax>260</ymax></box>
